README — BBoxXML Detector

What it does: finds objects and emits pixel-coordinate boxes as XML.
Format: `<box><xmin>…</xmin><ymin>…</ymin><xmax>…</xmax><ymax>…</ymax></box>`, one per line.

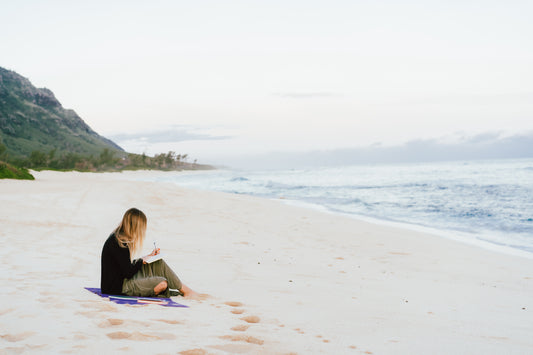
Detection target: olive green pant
<box><xmin>122</xmin><ymin>259</ymin><xmax>182</xmax><ymax>297</ymax></box>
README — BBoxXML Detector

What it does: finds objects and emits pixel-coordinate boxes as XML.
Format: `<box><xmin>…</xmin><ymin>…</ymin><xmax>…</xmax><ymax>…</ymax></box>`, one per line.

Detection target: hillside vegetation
<box><xmin>0</xmin><ymin>67</ymin><xmax>211</xmax><ymax>178</ymax></box>
<box><xmin>0</xmin><ymin>67</ymin><xmax>122</xmax><ymax>162</ymax></box>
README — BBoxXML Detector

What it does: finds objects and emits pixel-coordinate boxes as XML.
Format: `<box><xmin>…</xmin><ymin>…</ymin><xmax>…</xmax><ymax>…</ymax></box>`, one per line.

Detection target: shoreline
<box><xmin>1</xmin><ymin>170</ymin><xmax>532</xmax><ymax>354</ymax></box>
<box><xmin>109</xmin><ymin>168</ymin><xmax>533</xmax><ymax>261</ymax></box>
<box><xmin>278</xmin><ymin>196</ymin><xmax>533</xmax><ymax>260</ymax></box>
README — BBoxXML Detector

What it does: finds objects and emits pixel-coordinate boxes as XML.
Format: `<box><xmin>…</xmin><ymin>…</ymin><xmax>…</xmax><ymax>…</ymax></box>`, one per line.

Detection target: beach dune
<box><xmin>0</xmin><ymin>171</ymin><xmax>532</xmax><ymax>354</ymax></box>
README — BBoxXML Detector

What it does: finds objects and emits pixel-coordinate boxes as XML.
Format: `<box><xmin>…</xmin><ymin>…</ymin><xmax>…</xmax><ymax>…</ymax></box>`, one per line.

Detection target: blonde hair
<box><xmin>114</xmin><ymin>208</ymin><xmax>147</xmax><ymax>260</ymax></box>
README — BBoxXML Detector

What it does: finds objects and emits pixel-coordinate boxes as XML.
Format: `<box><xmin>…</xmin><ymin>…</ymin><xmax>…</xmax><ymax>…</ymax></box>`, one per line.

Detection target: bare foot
<box><xmin>180</xmin><ymin>283</ymin><xmax>210</xmax><ymax>300</ymax></box>
<box><xmin>183</xmin><ymin>290</ymin><xmax>210</xmax><ymax>300</ymax></box>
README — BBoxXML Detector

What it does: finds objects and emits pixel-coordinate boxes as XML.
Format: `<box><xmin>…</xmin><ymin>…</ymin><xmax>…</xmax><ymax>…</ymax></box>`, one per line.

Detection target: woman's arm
<box><xmin>110</xmin><ymin>241</ymin><xmax>142</xmax><ymax>278</ymax></box>
<box><xmin>118</xmin><ymin>255</ymin><xmax>143</xmax><ymax>279</ymax></box>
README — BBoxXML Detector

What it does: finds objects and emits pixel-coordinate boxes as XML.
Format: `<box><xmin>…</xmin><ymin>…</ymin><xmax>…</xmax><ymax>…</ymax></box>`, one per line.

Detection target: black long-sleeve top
<box><xmin>100</xmin><ymin>233</ymin><xmax>143</xmax><ymax>295</ymax></box>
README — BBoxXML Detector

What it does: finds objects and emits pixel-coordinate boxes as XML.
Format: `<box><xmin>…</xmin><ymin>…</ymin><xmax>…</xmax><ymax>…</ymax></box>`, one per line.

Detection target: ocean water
<box><xmin>143</xmin><ymin>159</ymin><xmax>533</xmax><ymax>255</ymax></box>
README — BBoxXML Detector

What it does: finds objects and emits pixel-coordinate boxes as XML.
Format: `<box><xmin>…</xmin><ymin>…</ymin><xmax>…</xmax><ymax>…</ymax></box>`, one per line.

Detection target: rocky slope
<box><xmin>0</xmin><ymin>66</ymin><xmax>122</xmax><ymax>160</ymax></box>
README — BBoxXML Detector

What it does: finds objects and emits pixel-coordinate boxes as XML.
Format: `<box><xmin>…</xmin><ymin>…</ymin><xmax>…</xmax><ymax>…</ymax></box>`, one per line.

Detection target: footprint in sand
<box><xmin>1</xmin><ymin>331</ymin><xmax>35</xmax><ymax>342</ymax></box>
<box><xmin>179</xmin><ymin>349</ymin><xmax>208</xmax><ymax>355</ymax></box>
<box><xmin>231</xmin><ymin>324</ymin><xmax>250</xmax><ymax>332</ymax></box>
<box><xmin>225</xmin><ymin>301</ymin><xmax>262</xmax><ymax>345</ymax></box>
<box><xmin>107</xmin><ymin>318</ymin><xmax>124</xmax><ymax>325</ymax></box>
<box><xmin>241</xmin><ymin>315</ymin><xmax>260</xmax><ymax>324</ymax></box>
<box><xmin>80</xmin><ymin>301</ymin><xmax>117</xmax><ymax>312</ymax></box>
<box><xmin>107</xmin><ymin>332</ymin><xmax>131</xmax><ymax>340</ymax></box>
<box><xmin>73</xmin><ymin>333</ymin><xmax>89</xmax><ymax>340</ymax></box>
<box><xmin>77</xmin><ymin>310</ymin><xmax>101</xmax><ymax>319</ymax></box>
<box><xmin>224</xmin><ymin>301</ymin><xmax>243</xmax><ymax>307</ymax></box>
<box><xmin>220</xmin><ymin>334</ymin><xmax>264</xmax><ymax>345</ymax></box>
<box><xmin>225</xmin><ymin>301</ymin><xmax>246</xmax><ymax>314</ymax></box>
<box><xmin>153</xmin><ymin>318</ymin><xmax>182</xmax><ymax>325</ymax></box>
<box><xmin>98</xmin><ymin>318</ymin><xmax>124</xmax><ymax>327</ymax></box>
<box><xmin>107</xmin><ymin>331</ymin><xmax>176</xmax><ymax>341</ymax></box>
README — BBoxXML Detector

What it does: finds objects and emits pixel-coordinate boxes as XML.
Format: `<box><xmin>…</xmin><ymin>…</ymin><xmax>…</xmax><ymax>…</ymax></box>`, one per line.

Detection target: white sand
<box><xmin>1</xmin><ymin>171</ymin><xmax>532</xmax><ymax>355</ymax></box>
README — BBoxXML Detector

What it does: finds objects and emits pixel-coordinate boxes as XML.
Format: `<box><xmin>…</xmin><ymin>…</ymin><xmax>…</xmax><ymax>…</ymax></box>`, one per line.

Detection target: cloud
<box><xmin>108</xmin><ymin>126</ymin><xmax>230</xmax><ymax>144</ymax></box>
<box><xmin>381</xmin><ymin>92</ymin><xmax>533</xmax><ymax>106</ymax></box>
<box><xmin>272</xmin><ymin>92</ymin><xmax>342</xmax><ymax>99</ymax></box>
<box><xmin>225</xmin><ymin>131</ymin><xmax>533</xmax><ymax>169</ymax></box>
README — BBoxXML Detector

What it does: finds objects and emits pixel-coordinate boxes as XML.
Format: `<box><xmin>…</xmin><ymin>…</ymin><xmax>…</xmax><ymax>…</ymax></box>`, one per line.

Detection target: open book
<box><xmin>143</xmin><ymin>252</ymin><xmax>164</xmax><ymax>264</ymax></box>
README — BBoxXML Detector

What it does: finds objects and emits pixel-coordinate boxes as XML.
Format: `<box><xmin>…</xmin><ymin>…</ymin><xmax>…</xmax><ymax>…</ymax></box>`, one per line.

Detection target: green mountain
<box><xmin>0</xmin><ymin>66</ymin><xmax>123</xmax><ymax>161</ymax></box>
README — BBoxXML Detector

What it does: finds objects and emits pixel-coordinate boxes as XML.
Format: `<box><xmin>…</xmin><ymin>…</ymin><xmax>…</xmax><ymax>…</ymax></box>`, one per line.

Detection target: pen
<box><xmin>153</xmin><ymin>241</ymin><xmax>157</xmax><ymax>253</ymax></box>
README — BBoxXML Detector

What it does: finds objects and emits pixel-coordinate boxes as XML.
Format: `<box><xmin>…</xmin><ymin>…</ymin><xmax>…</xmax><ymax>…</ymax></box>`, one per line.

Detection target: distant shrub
<box><xmin>0</xmin><ymin>161</ymin><xmax>35</xmax><ymax>180</ymax></box>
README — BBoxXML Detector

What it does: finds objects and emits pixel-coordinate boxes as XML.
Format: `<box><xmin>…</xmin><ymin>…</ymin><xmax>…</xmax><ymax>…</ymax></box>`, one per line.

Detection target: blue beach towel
<box><xmin>85</xmin><ymin>287</ymin><xmax>188</xmax><ymax>308</ymax></box>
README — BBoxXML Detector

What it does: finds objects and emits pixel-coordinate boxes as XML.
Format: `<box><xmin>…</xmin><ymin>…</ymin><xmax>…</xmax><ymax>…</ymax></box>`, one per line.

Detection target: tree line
<box><xmin>0</xmin><ymin>140</ymin><xmax>206</xmax><ymax>172</ymax></box>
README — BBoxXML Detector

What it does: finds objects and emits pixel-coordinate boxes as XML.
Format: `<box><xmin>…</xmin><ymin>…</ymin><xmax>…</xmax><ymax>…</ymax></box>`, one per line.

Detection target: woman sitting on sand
<box><xmin>101</xmin><ymin>207</ymin><xmax>197</xmax><ymax>298</ymax></box>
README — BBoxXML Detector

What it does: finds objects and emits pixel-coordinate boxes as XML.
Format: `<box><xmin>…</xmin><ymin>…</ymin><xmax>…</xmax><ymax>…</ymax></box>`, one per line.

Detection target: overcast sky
<box><xmin>1</xmin><ymin>0</ymin><xmax>532</xmax><ymax>166</ymax></box>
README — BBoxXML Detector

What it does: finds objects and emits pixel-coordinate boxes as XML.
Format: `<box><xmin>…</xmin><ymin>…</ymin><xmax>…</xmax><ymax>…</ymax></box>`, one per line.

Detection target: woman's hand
<box><xmin>148</xmin><ymin>248</ymin><xmax>160</xmax><ymax>257</ymax></box>
<box><xmin>141</xmin><ymin>248</ymin><xmax>160</xmax><ymax>264</ymax></box>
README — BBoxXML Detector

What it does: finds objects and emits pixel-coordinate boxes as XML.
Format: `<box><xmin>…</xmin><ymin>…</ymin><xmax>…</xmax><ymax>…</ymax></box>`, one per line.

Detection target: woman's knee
<box><xmin>154</xmin><ymin>280</ymin><xmax>168</xmax><ymax>295</ymax></box>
